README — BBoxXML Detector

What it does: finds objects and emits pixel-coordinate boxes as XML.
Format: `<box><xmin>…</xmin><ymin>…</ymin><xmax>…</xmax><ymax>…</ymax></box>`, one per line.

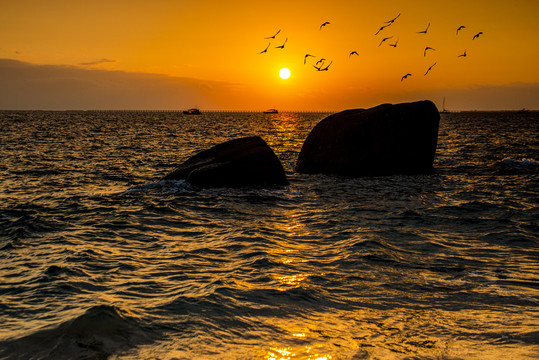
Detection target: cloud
<box><xmin>79</xmin><ymin>58</ymin><xmax>116</xmax><ymax>66</ymax></box>
<box><xmin>0</xmin><ymin>59</ymin><xmax>245</xmax><ymax>110</ymax></box>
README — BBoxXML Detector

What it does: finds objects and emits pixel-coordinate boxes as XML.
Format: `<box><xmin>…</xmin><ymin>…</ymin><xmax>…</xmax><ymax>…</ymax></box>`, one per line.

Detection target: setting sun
<box><xmin>279</xmin><ymin>68</ymin><xmax>291</xmax><ymax>80</ymax></box>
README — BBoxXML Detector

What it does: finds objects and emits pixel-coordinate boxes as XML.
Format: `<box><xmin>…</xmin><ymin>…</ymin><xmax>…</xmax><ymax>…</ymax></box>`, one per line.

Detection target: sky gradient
<box><xmin>1</xmin><ymin>0</ymin><xmax>538</xmax><ymax>111</ymax></box>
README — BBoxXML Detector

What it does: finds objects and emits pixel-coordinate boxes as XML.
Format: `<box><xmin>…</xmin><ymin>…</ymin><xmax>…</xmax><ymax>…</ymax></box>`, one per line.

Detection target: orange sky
<box><xmin>1</xmin><ymin>0</ymin><xmax>538</xmax><ymax>110</ymax></box>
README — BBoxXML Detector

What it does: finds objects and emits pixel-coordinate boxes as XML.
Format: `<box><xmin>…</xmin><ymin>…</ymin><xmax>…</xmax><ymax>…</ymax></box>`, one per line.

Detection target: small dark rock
<box><xmin>162</xmin><ymin>136</ymin><xmax>289</xmax><ymax>188</ymax></box>
<box><xmin>295</xmin><ymin>100</ymin><xmax>440</xmax><ymax>176</ymax></box>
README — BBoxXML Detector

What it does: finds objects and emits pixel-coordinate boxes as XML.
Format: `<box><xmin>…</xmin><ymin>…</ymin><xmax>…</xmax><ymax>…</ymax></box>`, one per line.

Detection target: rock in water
<box><xmin>295</xmin><ymin>100</ymin><xmax>440</xmax><ymax>176</ymax></box>
<box><xmin>162</xmin><ymin>136</ymin><xmax>289</xmax><ymax>188</ymax></box>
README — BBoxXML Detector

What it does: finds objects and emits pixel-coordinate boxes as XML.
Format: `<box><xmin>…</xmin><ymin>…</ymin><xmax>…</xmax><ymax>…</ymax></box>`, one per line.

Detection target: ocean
<box><xmin>0</xmin><ymin>110</ymin><xmax>538</xmax><ymax>359</ymax></box>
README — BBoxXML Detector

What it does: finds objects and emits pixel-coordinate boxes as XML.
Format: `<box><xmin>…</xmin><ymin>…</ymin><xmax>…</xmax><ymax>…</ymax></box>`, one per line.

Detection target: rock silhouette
<box><xmin>295</xmin><ymin>100</ymin><xmax>440</xmax><ymax>176</ymax></box>
<box><xmin>162</xmin><ymin>136</ymin><xmax>289</xmax><ymax>188</ymax></box>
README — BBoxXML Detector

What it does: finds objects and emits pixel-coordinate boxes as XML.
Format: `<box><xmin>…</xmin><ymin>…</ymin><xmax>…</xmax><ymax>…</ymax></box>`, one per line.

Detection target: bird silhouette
<box><xmin>385</xmin><ymin>13</ymin><xmax>401</xmax><ymax>24</ymax></box>
<box><xmin>349</xmin><ymin>51</ymin><xmax>359</xmax><ymax>58</ymax></box>
<box><xmin>313</xmin><ymin>64</ymin><xmax>322</xmax><ymax>71</ymax></box>
<box><xmin>458</xmin><ymin>49</ymin><xmax>467</xmax><ymax>58</ymax></box>
<box><xmin>424</xmin><ymin>46</ymin><xmax>436</xmax><ymax>56</ymax></box>
<box><xmin>401</xmin><ymin>73</ymin><xmax>412</xmax><ymax>81</ymax></box>
<box><xmin>320</xmin><ymin>21</ymin><xmax>330</xmax><ymax>30</ymax></box>
<box><xmin>472</xmin><ymin>32</ymin><xmax>483</xmax><ymax>40</ymax></box>
<box><xmin>424</xmin><ymin>62</ymin><xmax>436</xmax><ymax>76</ymax></box>
<box><xmin>417</xmin><ymin>23</ymin><xmax>430</xmax><ymax>34</ymax></box>
<box><xmin>316</xmin><ymin>58</ymin><xmax>326</xmax><ymax>66</ymax></box>
<box><xmin>375</xmin><ymin>24</ymin><xmax>390</xmax><ymax>35</ymax></box>
<box><xmin>275</xmin><ymin>37</ymin><xmax>288</xmax><ymax>49</ymax></box>
<box><xmin>321</xmin><ymin>61</ymin><xmax>333</xmax><ymax>71</ymax></box>
<box><xmin>265</xmin><ymin>30</ymin><xmax>281</xmax><ymax>39</ymax></box>
<box><xmin>456</xmin><ymin>25</ymin><xmax>466</xmax><ymax>35</ymax></box>
<box><xmin>378</xmin><ymin>36</ymin><xmax>393</xmax><ymax>46</ymax></box>
<box><xmin>389</xmin><ymin>39</ymin><xmax>399</xmax><ymax>47</ymax></box>
<box><xmin>304</xmin><ymin>54</ymin><xmax>315</xmax><ymax>64</ymax></box>
<box><xmin>258</xmin><ymin>43</ymin><xmax>270</xmax><ymax>54</ymax></box>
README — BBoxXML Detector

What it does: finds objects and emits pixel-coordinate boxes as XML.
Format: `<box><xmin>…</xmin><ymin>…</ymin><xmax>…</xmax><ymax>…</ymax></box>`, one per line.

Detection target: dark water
<box><xmin>0</xmin><ymin>110</ymin><xmax>538</xmax><ymax>359</ymax></box>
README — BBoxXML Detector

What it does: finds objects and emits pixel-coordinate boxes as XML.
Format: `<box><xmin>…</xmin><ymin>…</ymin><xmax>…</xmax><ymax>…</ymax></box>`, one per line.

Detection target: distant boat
<box><xmin>263</xmin><ymin>108</ymin><xmax>278</xmax><ymax>114</ymax></box>
<box><xmin>183</xmin><ymin>108</ymin><xmax>201</xmax><ymax>115</ymax></box>
<box><xmin>517</xmin><ymin>108</ymin><xmax>529</xmax><ymax>114</ymax></box>
<box><xmin>441</xmin><ymin>97</ymin><xmax>450</xmax><ymax>113</ymax></box>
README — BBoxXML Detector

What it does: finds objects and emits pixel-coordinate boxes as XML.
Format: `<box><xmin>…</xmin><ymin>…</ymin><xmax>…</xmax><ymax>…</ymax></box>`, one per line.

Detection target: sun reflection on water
<box><xmin>266</xmin><ymin>346</ymin><xmax>332</xmax><ymax>360</ymax></box>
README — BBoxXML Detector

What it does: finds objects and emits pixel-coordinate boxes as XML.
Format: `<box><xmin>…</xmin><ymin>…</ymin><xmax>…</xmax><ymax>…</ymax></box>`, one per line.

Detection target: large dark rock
<box><xmin>162</xmin><ymin>136</ymin><xmax>289</xmax><ymax>188</ymax></box>
<box><xmin>295</xmin><ymin>100</ymin><xmax>440</xmax><ymax>176</ymax></box>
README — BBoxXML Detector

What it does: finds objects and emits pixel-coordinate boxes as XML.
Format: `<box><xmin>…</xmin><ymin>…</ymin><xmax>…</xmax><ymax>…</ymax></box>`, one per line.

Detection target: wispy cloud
<box><xmin>79</xmin><ymin>58</ymin><xmax>116</xmax><ymax>66</ymax></box>
<box><xmin>0</xmin><ymin>58</ymin><xmax>245</xmax><ymax>110</ymax></box>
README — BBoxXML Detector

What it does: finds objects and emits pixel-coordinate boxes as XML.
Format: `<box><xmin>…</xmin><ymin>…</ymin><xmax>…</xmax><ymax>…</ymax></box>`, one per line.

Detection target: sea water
<box><xmin>0</xmin><ymin>110</ymin><xmax>538</xmax><ymax>359</ymax></box>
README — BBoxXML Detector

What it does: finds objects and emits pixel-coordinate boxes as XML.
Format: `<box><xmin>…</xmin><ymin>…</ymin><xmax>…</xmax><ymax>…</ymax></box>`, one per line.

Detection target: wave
<box><xmin>123</xmin><ymin>179</ymin><xmax>195</xmax><ymax>194</ymax></box>
<box><xmin>501</xmin><ymin>157</ymin><xmax>538</xmax><ymax>168</ymax></box>
<box><xmin>499</xmin><ymin>157</ymin><xmax>539</xmax><ymax>174</ymax></box>
<box><xmin>0</xmin><ymin>305</ymin><xmax>157</xmax><ymax>360</ymax></box>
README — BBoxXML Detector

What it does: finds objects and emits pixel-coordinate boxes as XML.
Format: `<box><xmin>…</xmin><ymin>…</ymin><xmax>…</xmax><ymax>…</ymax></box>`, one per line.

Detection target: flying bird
<box><xmin>316</xmin><ymin>58</ymin><xmax>326</xmax><ymax>66</ymax></box>
<box><xmin>472</xmin><ymin>32</ymin><xmax>483</xmax><ymax>40</ymax></box>
<box><xmin>321</xmin><ymin>61</ymin><xmax>333</xmax><ymax>71</ymax></box>
<box><xmin>304</xmin><ymin>54</ymin><xmax>315</xmax><ymax>64</ymax></box>
<box><xmin>320</xmin><ymin>21</ymin><xmax>330</xmax><ymax>30</ymax></box>
<box><xmin>265</xmin><ymin>29</ymin><xmax>281</xmax><ymax>39</ymax></box>
<box><xmin>424</xmin><ymin>46</ymin><xmax>436</xmax><ymax>56</ymax></box>
<box><xmin>456</xmin><ymin>25</ymin><xmax>466</xmax><ymax>35</ymax></box>
<box><xmin>385</xmin><ymin>13</ymin><xmax>401</xmax><ymax>24</ymax></box>
<box><xmin>349</xmin><ymin>51</ymin><xmax>359</xmax><ymax>58</ymax></box>
<box><xmin>401</xmin><ymin>73</ymin><xmax>412</xmax><ymax>81</ymax></box>
<box><xmin>378</xmin><ymin>36</ymin><xmax>393</xmax><ymax>46</ymax></box>
<box><xmin>424</xmin><ymin>62</ymin><xmax>436</xmax><ymax>76</ymax></box>
<box><xmin>258</xmin><ymin>43</ymin><xmax>270</xmax><ymax>54</ymax></box>
<box><xmin>389</xmin><ymin>39</ymin><xmax>399</xmax><ymax>47</ymax></box>
<box><xmin>275</xmin><ymin>37</ymin><xmax>288</xmax><ymax>49</ymax></box>
<box><xmin>375</xmin><ymin>24</ymin><xmax>390</xmax><ymax>35</ymax></box>
<box><xmin>417</xmin><ymin>23</ymin><xmax>430</xmax><ymax>34</ymax></box>
<box><xmin>458</xmin><ymin>49</ymin><xmax>467</xmax><ymax>58</ymax></box>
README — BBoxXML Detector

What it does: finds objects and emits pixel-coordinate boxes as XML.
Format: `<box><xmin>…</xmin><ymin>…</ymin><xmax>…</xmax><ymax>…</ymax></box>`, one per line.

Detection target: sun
<box><xmin>279</xmin><ymin>68</ymin><xmax>291</xmax><ymax>79</ymax></box>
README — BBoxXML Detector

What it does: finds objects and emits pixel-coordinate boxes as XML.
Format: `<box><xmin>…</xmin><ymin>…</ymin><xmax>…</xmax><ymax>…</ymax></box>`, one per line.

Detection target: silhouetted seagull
<box><xmin>275</xmin><ymin>37</ymin><xmax>288</xmax><ymax>49</ymax></box>
<box><xmin>417</xmin><ymin>23</ymin><xmax>430</xmax><ymax>34</ymax></box>
<box><xmin>304</xmin><ymin>54</ymin><xmax>315</xmax><ymax>64</ymax></box>
<box><xmin>389</xmin><ymin>39</ymin><xmax>399</xmax><ymax>47</ymax></box>
<box><xmin>265</xmin><ymin>30</ymin><xmax>281</xmax><ymax>39</ymax></box>
<box><xmin>458</xmin><ymin>49</ymin><xmax>467</xmax><ymax>58</ymax></box>
<box><xmin>378</xmin><ymin>36</ymin><xmax>392</xmax><ymax>46</ymax></box>
<box><xmin>424</xmin><ymin>62</ymin><xmax>436</xmax><ymax>76</ymax></box>
<box><xmin>320</xmin><ymin>21</ymin><xmax>330</xmax><ymax>30</ymax></box>
<box><xmin>424</xmin><ymin>46</ymin><xmax>436</xmax><ymax>56</ymax></box>
<box><xmin>456</xmin><ymin>26</ymin><xmax>466</xmax><ymax>35</ymax></box>
<box><xmin>375</xmin><ymin>24</ymin><xmax>390</xmax><ymax>35</ymax></box>
<box><xmin>313</xmin><ymin>64</ymin><xmax>322</xmax><ymax>71</ymax></box>
<box><xmin>385</xmin><ymin>13</ymin><xmax>401</xmax><ymax>24</ymax></box>
<box><xmin>401</xmin><ymin>73</ymin><xmax>412</xmax><ymax>81</ymax></box>
<box><xmin>472</xmin><ymin>32</ymin><xmax>483</xmax><ymax>40</ymax></box>
<box><xmin>321</xmin><ymin>61</ymin><xmax>333</xmax><ymax>71</ymax></box>
<box><xmin>349</xmin><ymin>51</ymin><xmax>359</xmax><ymax>58</ymax></box>
<box><xmin>258</xmin><ymin>43</ymin><xmax>270</xmax><ymax>54</ymax></box>
<box><xmin>316</xmin><ymin>58</ymin><xmax>326</xmax><ymax>66</ymax></box>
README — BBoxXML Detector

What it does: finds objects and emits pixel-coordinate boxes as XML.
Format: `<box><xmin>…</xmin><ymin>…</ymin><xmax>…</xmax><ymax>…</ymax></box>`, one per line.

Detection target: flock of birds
<box><xmin>257</xmin><ymin>13</ymin><xmax>484</xmax><ymax>82</ymax></box>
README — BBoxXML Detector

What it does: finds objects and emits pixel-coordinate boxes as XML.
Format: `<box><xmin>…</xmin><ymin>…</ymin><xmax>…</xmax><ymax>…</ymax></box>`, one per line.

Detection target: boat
<box><xmin>441</xmin><ymin>97</ymin><xmax>449</xmax><ymax>113</ymax></box>
<box><xmin>183</xmin><ymin>108</ymin><xmax>201</xmax><ymax>115</ymax></box>
<box><xmin>517</xmin><ymin>108</ymin><xmax>529</xmax><ymax>114</ymax></box>
<box><xmin>263</xmin><ymin>108</ymin><xmax>278</xmax><ymax>114</ymax></box>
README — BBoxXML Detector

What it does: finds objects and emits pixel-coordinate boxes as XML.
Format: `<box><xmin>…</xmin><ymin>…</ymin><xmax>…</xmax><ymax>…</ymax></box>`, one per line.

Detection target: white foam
<box><xmin>123</xmin><ymin>179</ymin><xmax>195</xmax><ymax>194</ymax></box>
<box><xmin>501</xmin><ymin>157</ymin><xmax>539</xmax><ymax>168</ymax></box>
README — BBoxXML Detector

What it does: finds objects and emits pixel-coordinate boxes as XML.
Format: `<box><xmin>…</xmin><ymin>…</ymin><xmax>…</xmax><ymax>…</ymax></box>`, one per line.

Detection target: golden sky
<box><xmin>1</xmin><ymin>0</ymin><xmax>538</xmax><ymax>110</ymax></box>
